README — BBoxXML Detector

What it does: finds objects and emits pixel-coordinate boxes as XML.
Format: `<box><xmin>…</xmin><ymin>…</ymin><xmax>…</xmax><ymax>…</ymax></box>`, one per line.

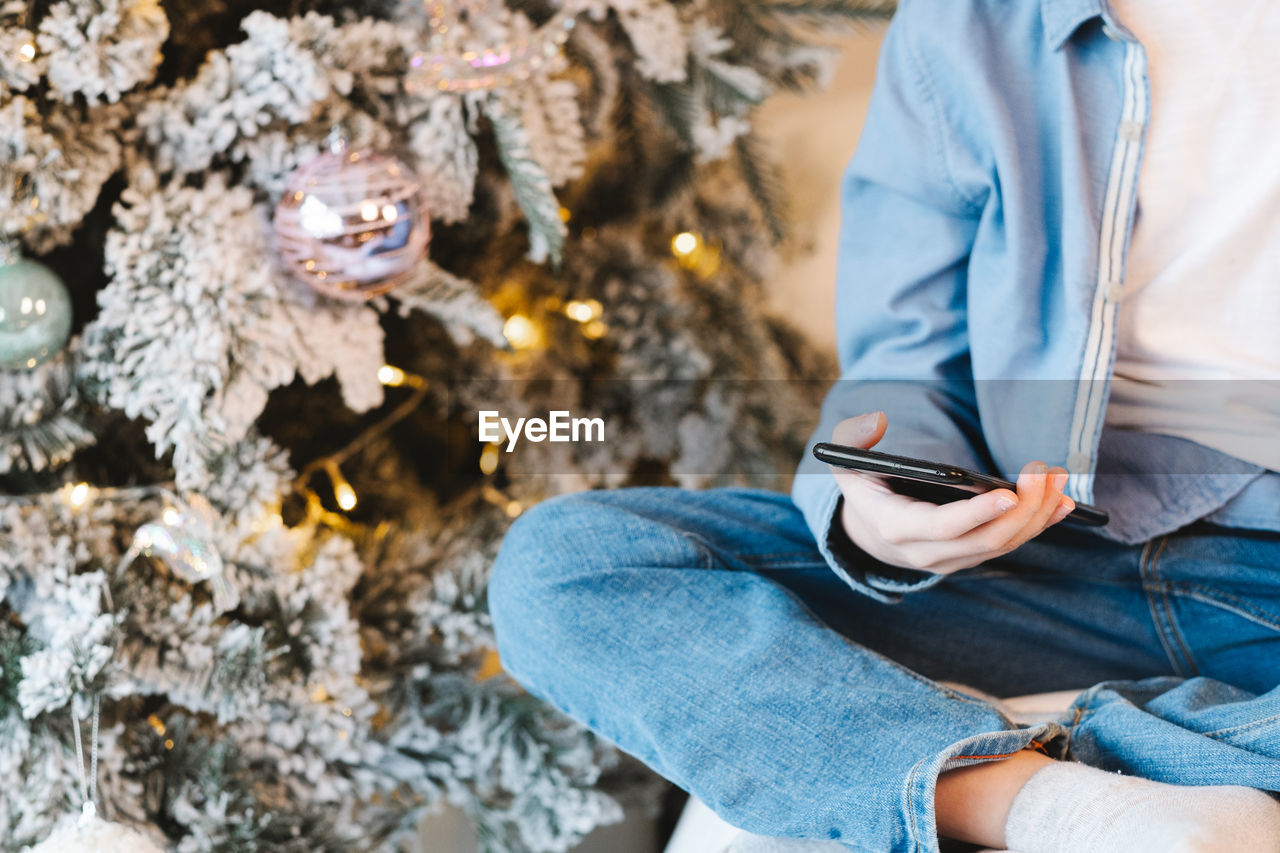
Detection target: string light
<box><xmin>558</xmin><ymin>206</ymin><xmax>572</xmax><ymax>223</ymax></box>
<box><xmin>18</xmin><ymin>42</ymin><xmax>34</xmax><ymax>62</ymax></box>
<box><xmin>671</xmin><ymin>231</ymin><xmax>700</xmax><ymax>257</ymax></box>
<box><xmin>377</xmin><ymin>365</ymin><xmax>406</xmax><ymax>386</ymax></box>
<box><xmin>477</xmin><ymin>648</ymin><xmax>504</xmax><ymax>680</ymax></box>
<box><xmin>162</xmin><ymin>507</ymin><xmax>181</xmax><ymax>525</ymax></box>
<box><xmin>66</xmin><ymin>482</ymin><xmax>91</xmax><ymax>508</ymax></box>
<box><xmin>581</xmin><ymin>320</ymin><xmax>608</xmax><ymax>340</ymax></box>
<box><xmin>670</xmin><ymin>230</ymin><xmax>722</xmax><ymax>278</ymax></box>
<box><xmin>146</xmin><ymin>714</ymin><xmax>166</xmax><ymax>736</ymax></box>
<box><xmin>377</xmin><ymin>363</ymin><xmax>427</xmax><ymax>388</ymax></box>
<box><xmin>479</xmin><ymin>442</ymin><xmax>500</xmax><ymax>475</ymax></box>
<box><xmin>504</xmin><ymin>500</ymin><xmax>524</xmax><ymax>518</ymax></box>
<box><xmin>503</xmin><ymin>314</ymin><xmax>537</xmax><ymax>349</ymax></box>
<box><xmin>325</xmin><ymin>462</ymin><xmax>358</xmax><ymax>511</ymax></box>
<box><xmin>563</xmin><ymin>299</ymin><xmax>602</xmax><ymax>323</ymax></box>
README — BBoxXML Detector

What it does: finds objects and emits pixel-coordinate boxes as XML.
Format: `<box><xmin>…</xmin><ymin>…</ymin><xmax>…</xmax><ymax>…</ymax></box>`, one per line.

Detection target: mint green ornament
<box><xmin>0</xmin><ymin>246</ymin><xmax>72</xmax><ymax>370</ymax></box>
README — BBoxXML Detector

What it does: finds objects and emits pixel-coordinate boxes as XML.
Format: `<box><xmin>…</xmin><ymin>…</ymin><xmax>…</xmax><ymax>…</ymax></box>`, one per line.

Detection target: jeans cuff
<box><xmin>902</xmin><ymin>721</ymin><xmax>1071</xmax><ymax>853</ymax></box>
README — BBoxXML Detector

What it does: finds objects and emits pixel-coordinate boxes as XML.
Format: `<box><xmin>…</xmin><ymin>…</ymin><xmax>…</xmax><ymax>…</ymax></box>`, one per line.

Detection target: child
<box><xmin>490</xmin><ymin>1</ymin><xmax>1280</xmax><ymax>849</ymax></box>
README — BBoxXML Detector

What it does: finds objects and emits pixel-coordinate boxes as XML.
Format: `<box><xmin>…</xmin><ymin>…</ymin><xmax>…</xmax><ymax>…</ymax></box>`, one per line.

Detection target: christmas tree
<box><xmin>0</xmin><ymin>1</ymin><xmax>890</xmax><ymax>850</ymax></box>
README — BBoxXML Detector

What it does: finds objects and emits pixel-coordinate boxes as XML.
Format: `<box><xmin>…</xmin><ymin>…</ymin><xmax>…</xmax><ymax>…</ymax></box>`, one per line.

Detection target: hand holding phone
<box><xmin>820</xmin><ymin>412</ymin><xmax>1092</xmax><ymax>576</ymax></box>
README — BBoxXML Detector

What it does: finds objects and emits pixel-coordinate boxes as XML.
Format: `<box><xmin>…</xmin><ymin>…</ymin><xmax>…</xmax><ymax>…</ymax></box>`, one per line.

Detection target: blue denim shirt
<box><xmin>791</xmin><ymin>0</ymin><xmax>1280</xmax><ymax>602</ymax></box>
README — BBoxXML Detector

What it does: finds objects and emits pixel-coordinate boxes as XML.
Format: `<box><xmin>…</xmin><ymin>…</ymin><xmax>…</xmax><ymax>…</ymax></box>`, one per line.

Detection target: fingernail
<box><xmin>1053</xmin><ymin>473</ymin><xmax>1069</xmax><ymax>491</ymax></box>
<box><xmin>1032</xmin><ymin>462</ymin><xmax>1048</xmax><ymax>476</ymax></box>
<box><xmin>1053</xmin><ymin>497</ymin><xmax>1074</xmax><ymax>521</ymax></box>
<box><xmin>857</xmin><ymin>412</ymin><xmax>883</xmax><ymax>437</ymax></box>
<box><xmin>997</xmin><ymin>497</ymin><xmax>1017</xmax><ymax>513</ymax></box>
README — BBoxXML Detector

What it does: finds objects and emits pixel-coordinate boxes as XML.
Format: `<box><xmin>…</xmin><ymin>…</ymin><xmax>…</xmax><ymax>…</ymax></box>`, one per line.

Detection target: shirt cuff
<box><xmin>813</xmin><ymin>481</ymin><xmax>946</xmax><ymax>602</ymax></box>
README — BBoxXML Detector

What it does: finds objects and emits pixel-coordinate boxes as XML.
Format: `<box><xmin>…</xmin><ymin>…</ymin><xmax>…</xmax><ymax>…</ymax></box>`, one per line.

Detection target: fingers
<box><xmin>831</xmin><ymin>411</ymin><xmax>886</xmax><ymax>449</ymax></box>
<box><xmin>828</xmin><ymin>411</ymin><xmax>892</xmax><ymax>498</ymax></box>
<box><xmin>881</xmin><ymin>487</ymin><xmax>1019</xmax><ymax>543</ymax></box>
<box><xmin>957</xmin><ymin>462</ymin><xmax>1068</xmax><ymax>553</ymax></box>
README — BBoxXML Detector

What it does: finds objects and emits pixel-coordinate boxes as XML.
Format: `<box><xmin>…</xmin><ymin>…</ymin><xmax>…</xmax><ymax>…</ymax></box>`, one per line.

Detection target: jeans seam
<box><xmin>1151</xmin><ymin>537</ymin><xmax>1200</xmax><ymax>676</ymax></box>
<box><xmin>1140</xmin><ymin>536</ymin><xmax>1197</xmax><ymax>676</ymax></box>
<box><xmin>1168</xmin><ymin>583</ymin><xmax>1280</xmax><ymax>634</ymax></box>
<box><xmin>1201</xmin><ymin>711</ymin><xmax>1280</xmax><ymax>740</ymax></box>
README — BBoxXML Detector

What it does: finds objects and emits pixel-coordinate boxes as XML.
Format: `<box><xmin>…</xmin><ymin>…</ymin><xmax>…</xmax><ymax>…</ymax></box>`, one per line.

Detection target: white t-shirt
<box><xmin>1104</xmin><ymin>0</ymin><xmax>1280</xmax><ymax>471</ymax></box>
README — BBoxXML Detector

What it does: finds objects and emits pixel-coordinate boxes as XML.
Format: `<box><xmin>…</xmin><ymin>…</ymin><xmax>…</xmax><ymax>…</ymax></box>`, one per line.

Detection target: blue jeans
<box><xmin>488</xmin><ymin>487</ymin><xmax>1280</xmax><ymax>853</ymax></box>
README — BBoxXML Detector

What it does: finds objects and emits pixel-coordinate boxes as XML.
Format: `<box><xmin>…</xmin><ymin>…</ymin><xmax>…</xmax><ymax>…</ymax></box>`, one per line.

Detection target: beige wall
<box><xmin>757</xmin><ymin>29</ymin><xmax>885</xmax><ymax>355</ymax></box>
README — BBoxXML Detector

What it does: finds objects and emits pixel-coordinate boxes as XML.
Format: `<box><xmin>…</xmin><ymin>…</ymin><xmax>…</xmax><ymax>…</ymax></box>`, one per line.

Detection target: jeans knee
<box><xmin>488</xmin><ymin>492</ymin><xmax>606</xmax><ymax>669</ymax></box>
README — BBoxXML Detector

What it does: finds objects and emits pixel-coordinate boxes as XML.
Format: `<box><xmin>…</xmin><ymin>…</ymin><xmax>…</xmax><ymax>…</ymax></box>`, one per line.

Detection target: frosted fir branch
<box><xmin>136</xmin><ymin>12</ymin><xmax>344</xmax><ymax>177</ymax></box>
<box><xmin>512</xmin><ymin>76</ymin><xmax>587</xmax><ymax>188</ymax></box>
<box><xmin>563</xmin><ymin>23</ymin><xmax>621</xmax><ymax>136</ymax></box>
<box><xmin>0</xmin><ymin>97</ymin><xmax>123</xmax><ymax>251</ymax></box>
<box><xmin>80</xmin><ymin>167</ymin><xmax>385</xmax><ymax>489</ymax></box>
<box><xmin>0</xmin><ymin>350</ymin><xmax>95</xmax><ymax>476</ymax></box>
<box><xmin>0</xmin><ymin>25</ymin><xmax>40</xmax><ymax>96</ymax></box>
<box><xmin>424</xmin><ymin>678</ymin><xmax>625</xmax><ymax>853</ymax></box>
<box><xmin>406</xmin><ymin>96</ymin><xmax>480</xmax><ymax>224</ymax></box>
<box><xmin>197</xmin><ymin>433</ymin><xmax>293</xmax><ymax>531</ymax></box>
<box><xmin>136</xmin><ymin>11</ymin><xmax>415</xmax><ymax>178</ymax></box>
<box><xmin>486</xmin><ymin>105</ymin><xmax>568</xmax><ymax>266</ymax></box>
<box><xmin>650</xmin><ymin>79</ymin><xmax>698</xmax><ymax>149</ymax></box>
<box><xmin>733</xmin><ymin>129</ymin><xmax>788</xmax><ymax>244</ymax></box>
<box><xmin>37</xmin><ymin>0</ymin><xmax>169</xmax><ymax>103</ymax></box>
<box><xmin>609</xmin><ymin>0</ymin><xmax>689</xmax><ymax>83</ymax></box>
<box><xmin>389</xmin><ymin>260</ymin><xmax>508</xmax><ymax>349</ymax></box>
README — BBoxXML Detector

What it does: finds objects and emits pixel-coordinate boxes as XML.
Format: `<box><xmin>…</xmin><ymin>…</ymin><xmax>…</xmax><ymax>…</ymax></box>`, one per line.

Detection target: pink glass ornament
<box><xmin>273</xmin><ymin>149</ymin><xmax>430</xmax><ymax>300</ymax></box>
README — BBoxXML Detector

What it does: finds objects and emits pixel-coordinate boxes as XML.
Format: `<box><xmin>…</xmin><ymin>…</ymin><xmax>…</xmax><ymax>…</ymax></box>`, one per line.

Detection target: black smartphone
<box><xmin>812</xmin><ymin>442</ymin><xmax>1109</xmax><ymax>527</ymax></box>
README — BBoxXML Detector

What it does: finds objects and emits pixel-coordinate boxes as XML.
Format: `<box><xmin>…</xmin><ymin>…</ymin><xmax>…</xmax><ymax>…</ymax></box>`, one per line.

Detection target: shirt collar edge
<box><xmin>1042</xmin><ymin>0</ymin><xmax>1105</xmax><ymax>49</ymax></box>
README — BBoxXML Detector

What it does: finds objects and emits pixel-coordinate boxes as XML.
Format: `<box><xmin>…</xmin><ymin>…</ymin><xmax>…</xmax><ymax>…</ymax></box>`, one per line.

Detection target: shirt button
<box><xmin>1119</xmin><ymin>120</ymin><xmax>1145</xmax><ymax>142</ymax></box>
<box><xmin>1106</xmin><ymin>279</ymin><xmax>1125</xmax><ymax>301</ymax></box>
<box><xmin>1067</xmin><ymin>452</ymin><xmax>1091</xmax><ymax>474</ymax></box>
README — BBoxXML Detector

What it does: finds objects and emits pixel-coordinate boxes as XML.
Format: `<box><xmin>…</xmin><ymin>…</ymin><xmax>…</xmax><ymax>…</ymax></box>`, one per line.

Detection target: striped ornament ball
<box><xmin>272</xmin><ymin>148</ymin><xmax>430</xmax><ymax>300</ymax></box>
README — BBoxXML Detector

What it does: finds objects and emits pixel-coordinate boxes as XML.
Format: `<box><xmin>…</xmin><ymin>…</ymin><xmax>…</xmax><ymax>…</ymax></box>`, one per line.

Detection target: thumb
<box><xmin>831</xmin><ymin>411</ymin><xmax>887</xmax><ymax>449</ymax></box>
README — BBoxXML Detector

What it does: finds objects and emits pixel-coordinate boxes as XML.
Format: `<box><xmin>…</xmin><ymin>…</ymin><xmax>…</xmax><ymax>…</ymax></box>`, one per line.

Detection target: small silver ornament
<box><xmin>0</xmin><ymin>241</ymin><xmax>72</xmax><ymax>369</ymax></box>
<box><xmin>122</xmin><ymin>495</ymin><xmax>239</xmax><ymax>611</ymax></box>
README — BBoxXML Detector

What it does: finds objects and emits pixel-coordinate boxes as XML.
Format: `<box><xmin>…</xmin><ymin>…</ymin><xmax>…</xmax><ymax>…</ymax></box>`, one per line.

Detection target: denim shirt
<box><xmin>791</xmin><ymin>0</ymin><xmax>1280</xmax><ymax>602</ymax></box>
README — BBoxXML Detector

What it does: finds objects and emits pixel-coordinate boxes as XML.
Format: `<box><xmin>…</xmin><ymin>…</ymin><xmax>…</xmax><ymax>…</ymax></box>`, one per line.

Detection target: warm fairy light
<box><xmin>310</xmin><ymin>683</ymin><xmax>330</xmax><ymax>703</ymax></box>
<box><xmin>325</xmin><ymin>462</ymin><xmax>358</xmax><ymax>511</ymax></box>
<box><xmin>503</xmin><ymin>314</ymin><xmax>537</xmax><ymax>349</ymax></box>
<box><xmin>377</xmin><ymin>364</ymin><xmax>407</xmax><ymax>386</ymax></box>
<box><xmin>147</xmin><ymin>714</ymin><xmax>166</xmax><ymax>736</ymax></box>
<box><xmin>479</xmin><ymin>442</ymin><xmax>500</xmax><ymax>475</ymax></box>
<box><xmin>67</xmin><ymin>482</ymin><xmax>91</xmax><ymax>508</ymax></box>
<box><xmin>381</xmin><ymin>204</ymin><xmax>398</xmax><ymax>221</ymax></box>
<box><xmin>671</xmin><ymin>231</ymin><xmax>700</xmax><ymax>256</ymax></box>
<box><xmin>505</xmin><ymin>500</ymin><xmax>524</xmax><ymax>518</ymax></box>
<box><xmin>582</xmin><ymin>320</ymin><xmax>607</xmax><ymax>340</ymax></box>
<box><xmin>477</xmin><ymin>648</ymin><xmax>504</xmax><ymax>680</ymax></box>
<box><xmin>360</xmin><ymin>201</ymin><xmax>379</xmax><ymax>221</ymax></box>
<box><xmin>558</xmin><ymin>206</ymin><xmax>571</xmax><ymax>222</ymax></box>
<box><xmin>563</xmin><ymin>299</ymin><xmax>602</xmax><ymax>323</ymax></box>
<box><xmin>162</xmin><ymin>507</ymin><xmax>181</xmax><ymax>525</ymax></box>
<box><xmin>18</xmin><ymin>42</ymin><xmax>35</xmax><ymax>61</ymax></box>
<box><xmin>164</xmin><ymin>739</ymin><xmax>175</xmax><ymax>750</ymax></box>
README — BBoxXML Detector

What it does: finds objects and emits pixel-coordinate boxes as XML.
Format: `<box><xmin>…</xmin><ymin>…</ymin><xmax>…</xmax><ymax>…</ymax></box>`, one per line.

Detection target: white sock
<box><xmin>1004</xmin><ymin>761</ymin><xmax>1280</xmax><ymax>853</ymax></box>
